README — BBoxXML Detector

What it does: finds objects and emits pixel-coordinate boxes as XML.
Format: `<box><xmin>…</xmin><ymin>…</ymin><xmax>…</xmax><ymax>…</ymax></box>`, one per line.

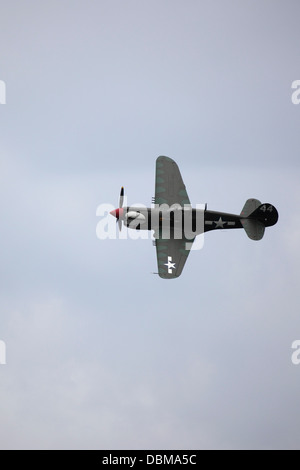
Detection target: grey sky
<box><xmin>0</xmin><ymin>0</ymin><xmax>300</xmax><ymax>449</ymax></box>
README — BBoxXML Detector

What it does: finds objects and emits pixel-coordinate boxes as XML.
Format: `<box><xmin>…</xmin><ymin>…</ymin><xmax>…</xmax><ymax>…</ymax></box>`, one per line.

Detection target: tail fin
<box><xmin>240</xmin><ymin>199</ymin><xmax>278</xmax><ymax>241</ymax></box>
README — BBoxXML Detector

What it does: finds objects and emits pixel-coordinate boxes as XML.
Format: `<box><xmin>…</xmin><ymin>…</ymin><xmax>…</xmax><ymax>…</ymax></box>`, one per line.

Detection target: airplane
<box><xmin>110</xmin><ymin>156</ymin><xmax>278</xmax><ymax>279</ymax></box>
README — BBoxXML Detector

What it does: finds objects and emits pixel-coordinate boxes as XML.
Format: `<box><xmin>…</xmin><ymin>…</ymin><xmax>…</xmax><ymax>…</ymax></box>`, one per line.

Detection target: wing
<box><xmin>155</xmin><ymin>236</ymin><xmax>195</xmax><ymax>279</ymax></box>
<box><xmin>155</xmin><ymin>156</ymin><xmax>191</xmax><ymax>207</ymax></box>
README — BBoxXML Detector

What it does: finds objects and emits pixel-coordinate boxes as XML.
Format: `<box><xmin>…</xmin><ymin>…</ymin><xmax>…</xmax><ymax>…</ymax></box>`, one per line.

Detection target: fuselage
<box><xmin>111</xmin><ymin>206</ymin><xmax>244</xmax><ymax>237</ymax></box>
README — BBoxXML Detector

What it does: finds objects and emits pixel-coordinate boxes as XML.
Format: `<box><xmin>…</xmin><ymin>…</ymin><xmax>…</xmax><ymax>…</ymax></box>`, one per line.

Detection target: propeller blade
<box><xmin>119</xmin><ymin>187</ymin><xmax>124</xmax><ymax>208</ymax></box>
<box><xmin>118</xmin><ymin>218</ymin><xmax>122</xmax><ymax>231</ymax></box>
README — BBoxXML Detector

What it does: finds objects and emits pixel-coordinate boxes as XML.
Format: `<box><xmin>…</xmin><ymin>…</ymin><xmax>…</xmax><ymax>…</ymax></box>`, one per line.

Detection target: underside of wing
<box><xmin>155</xmin><ymin>235</ymin><xmax>195</xmax><ymax>279</ymax></box>
<box><xmin>155</xmin><ymin>156</ymin><xmax>191</xmax><ymax>207</ymax></box>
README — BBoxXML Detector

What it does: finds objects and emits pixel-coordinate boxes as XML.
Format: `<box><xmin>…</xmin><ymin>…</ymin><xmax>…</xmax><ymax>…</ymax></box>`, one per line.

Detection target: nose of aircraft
<box><xmin>110</xmin><ymin>208</ymin><xmax>123</xmax><ymax>219</ymax></box>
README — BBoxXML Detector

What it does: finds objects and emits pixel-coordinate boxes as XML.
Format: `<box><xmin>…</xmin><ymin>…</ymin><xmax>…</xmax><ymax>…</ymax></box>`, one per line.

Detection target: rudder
<box><xmin>250</xmin><ymin>203</ymin><xmax>279</xmax><ymax>227</ymax></box>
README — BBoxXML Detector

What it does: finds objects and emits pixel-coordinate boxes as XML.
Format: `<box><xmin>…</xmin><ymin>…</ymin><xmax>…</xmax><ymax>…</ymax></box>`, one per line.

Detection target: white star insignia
<box><xmin>164</xmin><ymin>256</ymin><xmax>176</xmax><ymax>274</ymax></box>
<box><xmin>214</xmin><ymin>217</ymin><xmax>226</xmax><ymax>229</ymax></box>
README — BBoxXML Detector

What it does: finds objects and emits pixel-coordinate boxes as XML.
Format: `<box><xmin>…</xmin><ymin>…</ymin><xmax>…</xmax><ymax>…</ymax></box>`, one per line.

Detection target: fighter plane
<box><xmin>110</xmin><ymin>156</ymin><xmax>278</xmax><ymax>279</ymax></box>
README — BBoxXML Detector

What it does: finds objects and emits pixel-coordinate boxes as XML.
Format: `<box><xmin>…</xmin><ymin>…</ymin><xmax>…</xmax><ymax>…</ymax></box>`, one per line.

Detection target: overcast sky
<box><xmin>0</xmin><ymin>0</ymin><xmax>300</xmax><ymax>450</ymax></box>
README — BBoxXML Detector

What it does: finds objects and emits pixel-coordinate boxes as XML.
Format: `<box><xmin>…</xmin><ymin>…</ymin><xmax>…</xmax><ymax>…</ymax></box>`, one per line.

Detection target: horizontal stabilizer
<box><xmin>240</xmin><ymin>199</ymin><xmax>262</xmax><ymax>217</ymax></box>
<box><xmin>241</xmin><ymin>218</ymin><xmax>265</xmax><ymax>241</ymax></box>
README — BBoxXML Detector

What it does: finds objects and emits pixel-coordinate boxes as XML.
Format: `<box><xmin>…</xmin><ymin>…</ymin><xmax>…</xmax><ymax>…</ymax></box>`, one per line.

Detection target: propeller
<box><xmin>118</xmin><ymin>187</ymin><xmax>124</xmax><ymax>230</ymax></box>
<box><xmin>119</xmin><ymin>186</ymin><xmax>124</xmax><ymax>209</ymax></box>
<box><xmin>118</xmin><ymin>215</ymin><xmax>122</xmax><ymax>231</ymax></box>
<box><xmin>110</xmin><ymin>187</ymin><xmax>125</xmax><ymax>231</ymax></box>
